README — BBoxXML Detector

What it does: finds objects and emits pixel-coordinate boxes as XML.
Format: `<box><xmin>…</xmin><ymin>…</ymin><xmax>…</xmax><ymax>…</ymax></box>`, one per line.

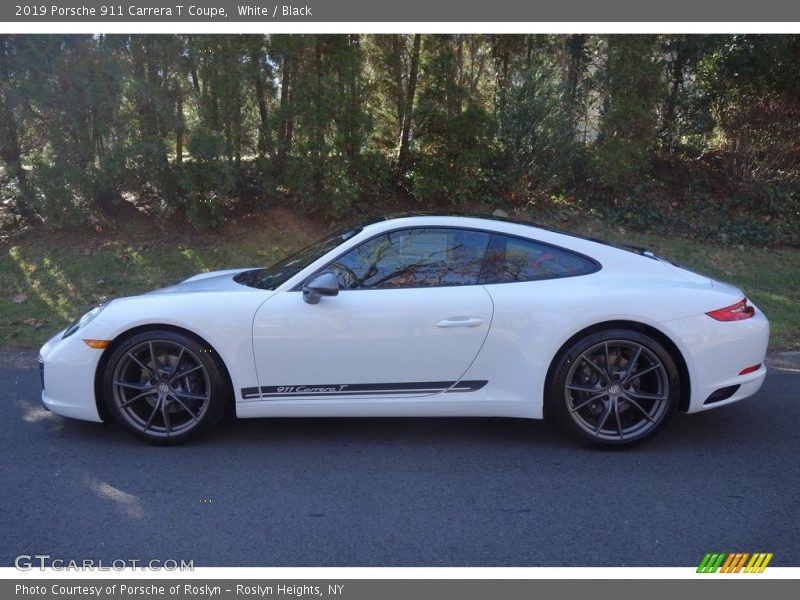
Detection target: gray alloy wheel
<box><xmin>548</xmin><ymin>329</ymin><xmax>679</xmax><ymax>448</ymax></box>
<box><xmin>103</xmin><ymin>331</ymin><xmax>229</xmax><ymax>444</ymax></box>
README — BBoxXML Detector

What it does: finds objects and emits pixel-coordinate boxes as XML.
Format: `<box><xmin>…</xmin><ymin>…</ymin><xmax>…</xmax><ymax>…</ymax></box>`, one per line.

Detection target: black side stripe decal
<box><xmin>240</xmin><ymin>380</ymin><xmax>487</xmax><ymax>400</ymax></box>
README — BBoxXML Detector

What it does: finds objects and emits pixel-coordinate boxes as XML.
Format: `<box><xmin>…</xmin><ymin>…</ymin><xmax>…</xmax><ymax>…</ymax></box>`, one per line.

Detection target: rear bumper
<box><xmin>660</xmin><ymin>306</ymin><xmax>769</xmax><ymax>414</ymax></box>
<box><xmin>690</xmin><ymin>365</ymin><xmax>767</xmax><ymax>412</ymax></box>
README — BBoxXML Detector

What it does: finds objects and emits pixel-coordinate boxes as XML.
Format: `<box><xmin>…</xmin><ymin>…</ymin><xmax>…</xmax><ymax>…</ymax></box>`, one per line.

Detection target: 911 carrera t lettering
<box><xmin>289</xmin><ymin>385</ymin><xmax>349</xmax><ymax>394</ymax></box>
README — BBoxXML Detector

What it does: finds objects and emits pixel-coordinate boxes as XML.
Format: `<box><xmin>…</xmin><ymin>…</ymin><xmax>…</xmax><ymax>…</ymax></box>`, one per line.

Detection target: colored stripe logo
<box><xmin>697</xmin><ymin>552</ymin><xmax>773</xmax><ymax>573</ymax></box>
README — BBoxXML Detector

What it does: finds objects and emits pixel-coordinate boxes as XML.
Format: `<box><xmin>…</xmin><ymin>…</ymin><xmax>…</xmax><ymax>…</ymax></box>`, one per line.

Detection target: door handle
<box><xmin>436</xmin><ymin>317</ymin><xmax>484</xmax><ymax>328</ymax></box>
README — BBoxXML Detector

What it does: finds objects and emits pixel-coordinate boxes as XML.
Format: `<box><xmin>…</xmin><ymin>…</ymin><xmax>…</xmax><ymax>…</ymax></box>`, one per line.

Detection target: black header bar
<box><xmin>4</xmin><ymin>1</ymin><xmax>800</xmax><ymax>23</ymax></box>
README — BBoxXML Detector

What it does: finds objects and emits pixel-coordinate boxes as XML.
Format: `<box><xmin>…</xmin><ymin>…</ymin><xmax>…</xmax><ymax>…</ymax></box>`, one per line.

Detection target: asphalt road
<box><xmin>1</xmin><ymin>357</ymin><xmax>798</xmax><ymax>567</ymax></box>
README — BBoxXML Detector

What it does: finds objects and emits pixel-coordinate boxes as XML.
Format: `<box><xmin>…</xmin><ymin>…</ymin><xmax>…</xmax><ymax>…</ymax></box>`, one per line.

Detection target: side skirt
<box><xmin>240</xmin><ymin>380</ymin><xmax>488</xmax><ymax>401</ymax></box>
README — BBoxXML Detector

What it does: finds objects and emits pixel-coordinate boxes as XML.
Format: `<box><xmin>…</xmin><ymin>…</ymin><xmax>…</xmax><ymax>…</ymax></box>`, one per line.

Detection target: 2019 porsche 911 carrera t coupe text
<box><xmin>39</xmin><ymin>214</ymin><xmax>769</xmax><ymax>447</ymax></box>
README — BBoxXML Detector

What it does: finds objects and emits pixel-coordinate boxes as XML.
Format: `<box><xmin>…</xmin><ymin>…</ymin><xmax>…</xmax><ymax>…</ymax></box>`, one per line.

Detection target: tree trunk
<box><xmin>314</xmin><ymin>35</ymin><xmax>325</xmax><ymax>196</ymax></box>
<box><xmin>497</xmin><ymin>46</ymin><xmax>510</xmax><ymax>113</ymax></box>
<box><xmin>0</xmin><ymin>108</ymin><xmax>38</xmax><ymax>224</ymax></box>
<box><xmin>469</xmin><ymin>44</ymin><xmax>486</xmax><ymax>100</ymax></box>
<box><xmin>526</xmin><ymin>34</ymin><xmax>533</xmax><ymax>64</ymax></box>
<box><xmin>130</xmin><ymin>36</ymin><xmax>155</xmax><ymax>139</ymax></box>
<box><xmin>72</xmin><ymin>35</ymin><xmax>94</xmax><ymax>168</ymax></box>
<box><xmin>564</xmin><ymin>35</ymin><xmax>586</xmax><ymax>111</ymax></box>
<box><xmin>250</xmin><ymin>46</ymin><xmax>272</xmax><ymax>158</ymax></box>
<box><xmin>277</xmin><ymin>53</ymin><xmax>293</xmax><ymax>175</ymax></box>
<box><xmin>397</xmin><ymin>34</ymin><xmax>421</xmax><ymax>175</ymax></box>
<box><xmin>662</xmin><ymin>38</ymin><xmax>686</xmax><ymax>147</ymax></box>
<box><xmin>187</xmin><ymin>37</ymin><xmax>201</xmax><ymax>93</ymax></box>
<box><xmin>454</xmin><ymin>35</ymin><xmax>464</xmax><ymax>116</ymax></box>
<box><xmin>175</xmin><ymin>85</ymin><xmax>184</xmax><ymax>165</ymax></box>
<box><xmin>392</xmin><ymin>35</ymin><xmax>406</xmax><ymax>136</ymax></box>
<box><xmin>345</xmin><ymin>34</ymin><xmax>361</xmax><ymax>161</ymax></box>
<box><xmin>0</xmin><ymin>40</ymin><xmax>38</xmax><ymax>224</ymax></box>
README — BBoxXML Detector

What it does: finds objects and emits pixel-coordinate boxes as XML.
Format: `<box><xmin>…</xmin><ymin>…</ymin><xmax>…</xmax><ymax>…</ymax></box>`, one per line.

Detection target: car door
<box><xmin>248</xmin><ymin>228</ymin><xmax>494</xmax><ymax>401</ymax></box>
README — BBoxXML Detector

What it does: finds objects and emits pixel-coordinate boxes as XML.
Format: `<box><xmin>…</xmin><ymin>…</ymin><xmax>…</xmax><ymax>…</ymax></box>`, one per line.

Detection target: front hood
<box><xmin>148</xmin><ymin>268</ymin><xmax>258</xmax><ymax>294</ymax></box>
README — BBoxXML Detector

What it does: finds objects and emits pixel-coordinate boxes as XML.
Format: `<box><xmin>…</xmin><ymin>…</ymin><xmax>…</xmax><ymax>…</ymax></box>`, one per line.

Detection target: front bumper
<box><xmin>39</xmin><ymin>329</ymin><xmax>104</xmax><ymax>422</ymax></box>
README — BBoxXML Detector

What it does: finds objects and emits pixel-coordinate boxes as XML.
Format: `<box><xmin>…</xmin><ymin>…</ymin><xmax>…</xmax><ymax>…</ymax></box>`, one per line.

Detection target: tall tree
<box><xmin>561</xmin><ymin>34</ymin><xmax>589</xmax><ymax>112</ymax></box>
<box><xmin>591</xmin><ymin>35</ymin><xmax>663</xmax><ymax>193</ymax></box>
<box><xmin>0</xmin><ymin>36</ymin><xmax>38</xmax><ymax>223</ymax></box>
<box><xmin>313</xmin><ymin>35</ymin><xmax>325</xmax><ymax>195</ymax></box>
<box><xmin>272</xmin><ymin>35</ymin><xmax>299</xmax><ymax>176</ymax></box>
<box><xmin>246</xmin><ymin>35</ymin><xmax>274</xmax><ymax>158</ymax></box>
<box><xmin>397</xmin><ymin>34</ymin><xmax>421</xmax><ymax>174</ymax></box>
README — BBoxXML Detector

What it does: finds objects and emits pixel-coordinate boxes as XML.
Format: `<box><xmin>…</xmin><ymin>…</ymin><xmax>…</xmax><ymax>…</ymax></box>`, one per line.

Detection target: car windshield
<box><xmin>234</xmin><ymin>225</ymin><xmax>365</xmax><ymax>290</ymax></box>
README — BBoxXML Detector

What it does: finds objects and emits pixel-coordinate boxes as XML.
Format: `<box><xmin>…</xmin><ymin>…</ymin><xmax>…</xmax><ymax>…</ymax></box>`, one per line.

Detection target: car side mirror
<box><xmin>303</xmin><ymin>271</ymin><xmax>339</xmax><ymax>304</ymax></box>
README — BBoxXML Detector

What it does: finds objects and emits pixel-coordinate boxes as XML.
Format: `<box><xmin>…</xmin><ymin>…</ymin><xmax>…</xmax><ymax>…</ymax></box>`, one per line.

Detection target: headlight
<box><xmin>62</xmin><ymin>302</ymin><xmax>109</xmax><ymax>339</ymax></box>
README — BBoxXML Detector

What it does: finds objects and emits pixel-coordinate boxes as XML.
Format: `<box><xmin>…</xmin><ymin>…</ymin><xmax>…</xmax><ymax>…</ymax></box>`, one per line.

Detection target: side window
<box><xmin>329</xmin><ymin>228</ymin><xmax>491</xmax><ymax>289</ymax></box>
<box><xmin>479</xmin><ymin>234</ymin><xmax>598</xmax><ymax>283</ymax></box>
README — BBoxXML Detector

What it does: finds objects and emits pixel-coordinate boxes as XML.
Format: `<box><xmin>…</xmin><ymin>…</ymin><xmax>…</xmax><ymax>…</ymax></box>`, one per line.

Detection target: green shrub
<box><xmin>410</xmin><ymin>105</ymin><xmax>497</xmax><ymax>204</ymax></box>
<box><xmin>497</xmin><ymin>64</ymin><xmax>582</xmax><ymax>196</ymax></box>
<box><xmin>182</xmin><ymin>129</ymin><xmax>234</xmax><ymax>229</ymax></box>
<box><xmin>185</xmin><ymin>194</ymin><xmax>226</xmax><ymax>230</ymax></box>
<box><xmin>187</xmin><ymin>128</ymin><xmax>229</xmax><ymax>162</ymax></box>
<box><xmin>121</xmin><ymin>136</ymin><xmax>176</xmax><ymax>213</ymax></box>
<box><xmin>29</xmin><ymin>160</ymin><xmax>96</xmax><ymax>226</ymax></box>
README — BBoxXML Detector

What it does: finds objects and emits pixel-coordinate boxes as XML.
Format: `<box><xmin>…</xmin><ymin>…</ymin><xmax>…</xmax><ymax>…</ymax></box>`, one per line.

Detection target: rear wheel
<box><xmin>547</xmin><ymin>329</ymin><xmax>679</xmax><ymax>448</ymax></box>
<box><xmin>102</xmin><ymin>330</ymin><xmax>230</xmax><ymax>445</ymax></box>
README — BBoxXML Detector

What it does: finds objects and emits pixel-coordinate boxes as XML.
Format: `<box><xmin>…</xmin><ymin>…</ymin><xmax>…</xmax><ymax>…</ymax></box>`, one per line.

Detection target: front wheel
<box><xmin>547</xmin><ymin>329</ymin><xmax>680</xmax><ymax>449</ymax></box>
<box><xmin>102</xmin><ymin>330</ymin><xmax>230</xmax><ymax>445</ymax></box>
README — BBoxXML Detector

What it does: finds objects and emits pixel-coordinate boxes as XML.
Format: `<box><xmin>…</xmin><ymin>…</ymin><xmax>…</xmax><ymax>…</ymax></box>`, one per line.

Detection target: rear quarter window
<box><xmin>479</xmin><ymin>234</ymin><xmax>600</xmax><ymax>284</ymax></box>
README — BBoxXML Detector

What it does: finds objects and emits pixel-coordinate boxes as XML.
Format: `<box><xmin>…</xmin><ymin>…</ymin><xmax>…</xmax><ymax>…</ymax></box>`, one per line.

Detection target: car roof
<box><xmin>356</xmin><ymin>211</ymin><xmax>657</xmax><ymax>261</ymax></box>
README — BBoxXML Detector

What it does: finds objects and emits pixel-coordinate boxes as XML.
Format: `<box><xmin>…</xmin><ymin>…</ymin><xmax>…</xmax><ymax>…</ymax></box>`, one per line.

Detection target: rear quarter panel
<box><xmin>460</xmin><ymin>268</ymin><xmax>748</xmax><ymax>418</ymax></box>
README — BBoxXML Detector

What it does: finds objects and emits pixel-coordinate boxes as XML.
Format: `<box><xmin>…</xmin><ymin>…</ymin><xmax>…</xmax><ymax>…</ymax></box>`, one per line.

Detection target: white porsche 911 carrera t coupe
<box><xmin>38</xmin><ymin>214</ymin><xmax>769</xmax><ymax>447</ymax></box>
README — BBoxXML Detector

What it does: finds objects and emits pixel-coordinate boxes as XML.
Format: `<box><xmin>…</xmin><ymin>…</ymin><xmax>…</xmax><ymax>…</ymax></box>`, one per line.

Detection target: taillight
<box><xmin>706</xmin><ymin>298</ymin><xmax>755</xmax><ymax>321</ymax></box>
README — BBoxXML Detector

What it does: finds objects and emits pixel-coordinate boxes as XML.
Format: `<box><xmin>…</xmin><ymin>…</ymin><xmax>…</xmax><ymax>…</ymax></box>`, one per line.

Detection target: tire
<box><xmin>102</xmin><ymin>330</ymin><xmax>230</xmax><ymax>445</ymax></box>
<box><xmin>546</xmin><ymin>329</ymin><xmax>680</xmax><ymax>449</ymax></box>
